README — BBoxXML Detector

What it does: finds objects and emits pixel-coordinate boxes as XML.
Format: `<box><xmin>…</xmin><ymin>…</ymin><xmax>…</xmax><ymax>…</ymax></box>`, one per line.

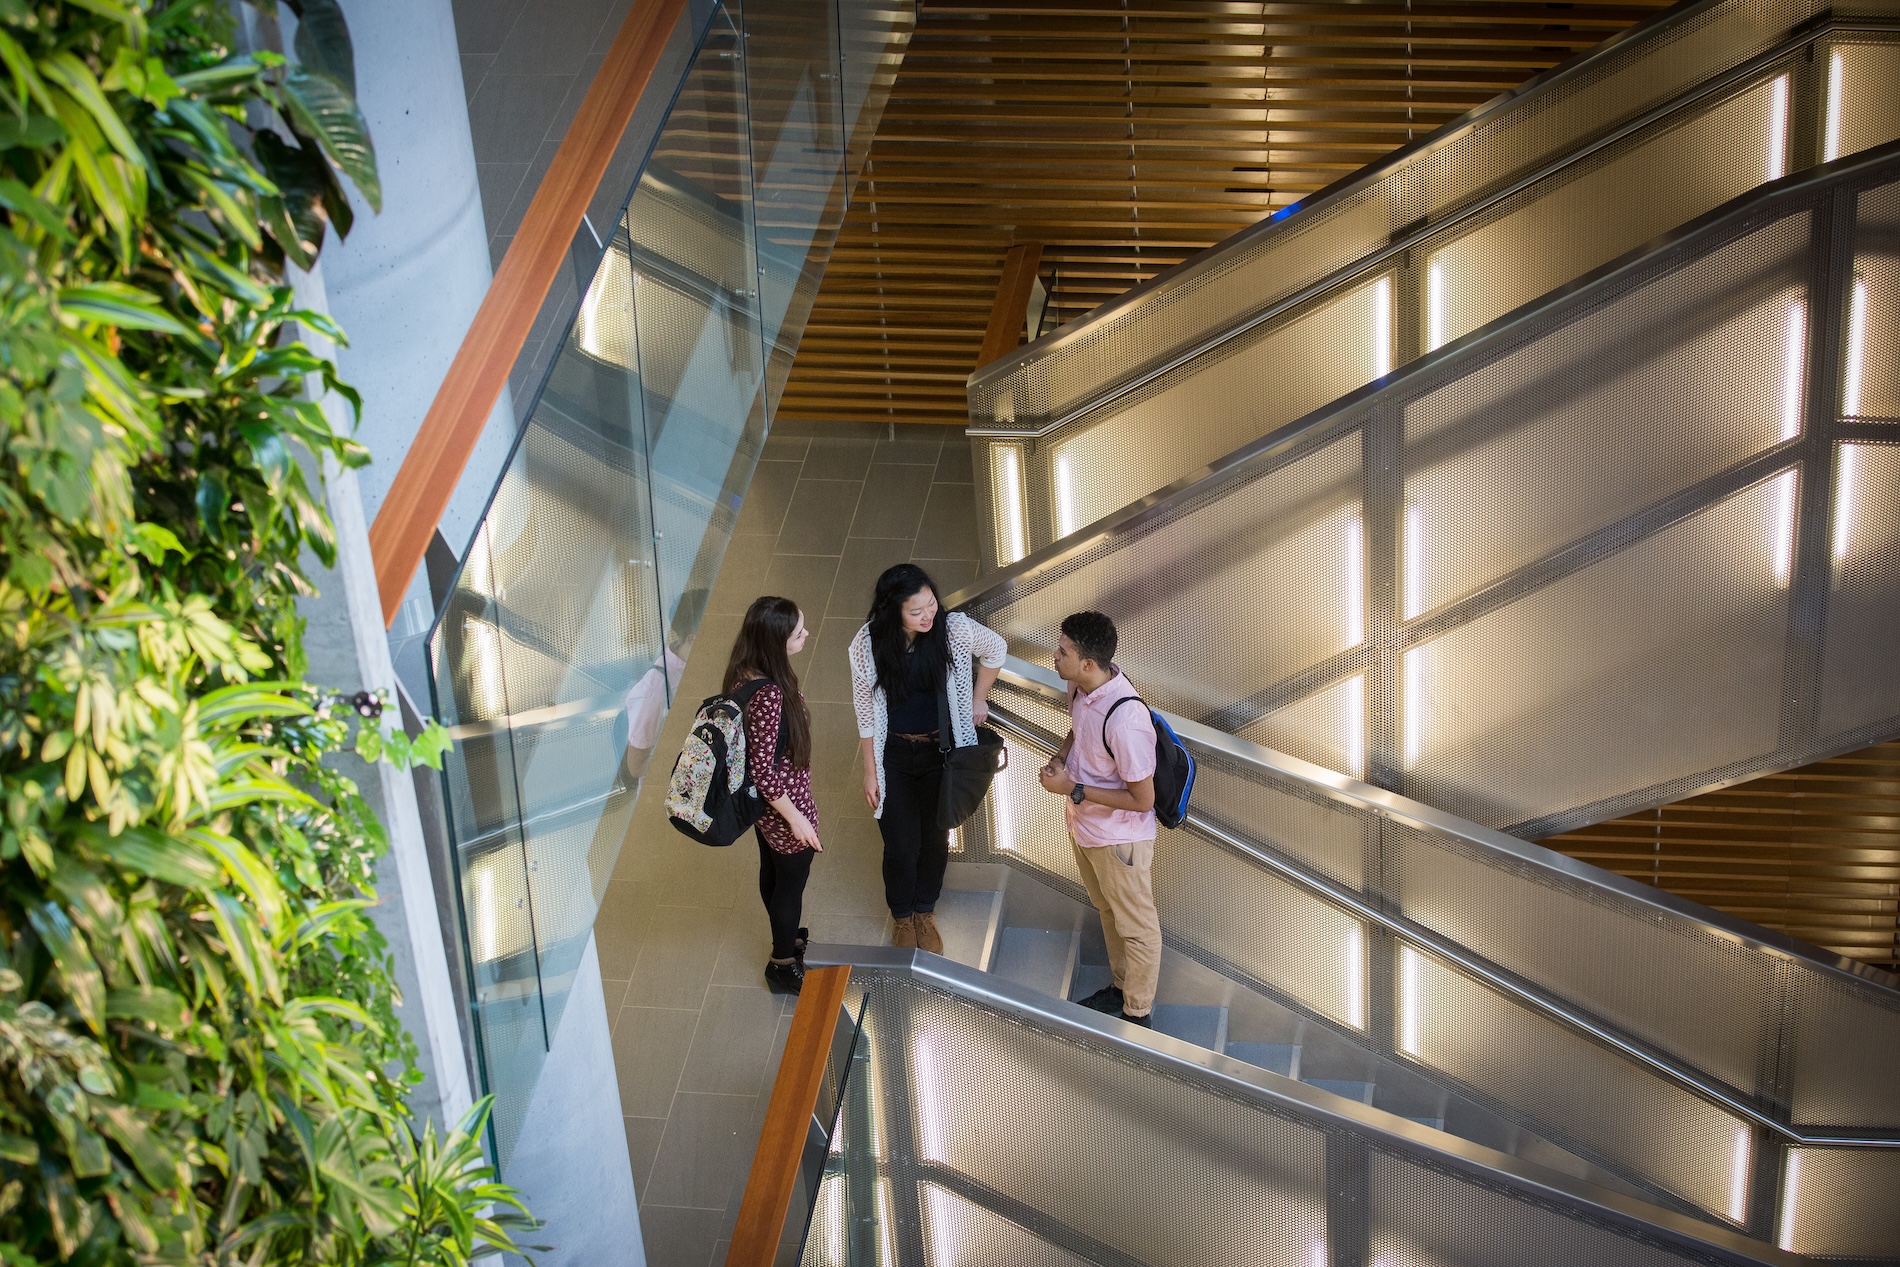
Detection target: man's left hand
<box><xmin>1037</xmin><ymin>764</ymin><xmax>1075</xmax><ymax>796</ymax></box>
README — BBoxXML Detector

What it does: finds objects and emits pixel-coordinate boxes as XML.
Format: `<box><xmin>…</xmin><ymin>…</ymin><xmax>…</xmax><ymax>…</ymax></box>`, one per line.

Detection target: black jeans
<box><xmin>756</xmin><ymin>831</ymin><xmax>814</xmax><ymax>960</ymax></box>
<box><xmin>880</xmin><ymin>737</ymin><xmax>948</xmax><ymax>918</ymax></box>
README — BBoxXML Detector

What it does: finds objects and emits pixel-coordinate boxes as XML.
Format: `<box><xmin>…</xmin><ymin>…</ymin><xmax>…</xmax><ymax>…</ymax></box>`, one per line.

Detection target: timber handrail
<box><xmin>367</xmin><ymin>0</ymin><xmax>689</xmax><ymax>627</ymax></box>
<box><xmin>726</xmin><ymin>965</ymin><xmax>854</xmax><ymax>1266</ymax></box>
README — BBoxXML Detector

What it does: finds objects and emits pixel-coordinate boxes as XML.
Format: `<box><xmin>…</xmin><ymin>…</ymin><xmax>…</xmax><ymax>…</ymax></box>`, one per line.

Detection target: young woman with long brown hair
<box><xmin>725</xmin><ymin>595</ymin><xmax>821</xmax><ymax>994</ymax></box>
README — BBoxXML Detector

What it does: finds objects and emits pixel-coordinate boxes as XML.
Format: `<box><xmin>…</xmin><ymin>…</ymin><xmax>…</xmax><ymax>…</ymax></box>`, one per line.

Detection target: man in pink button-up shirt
<box><xmin>1037</xmin><ymin>611</ymin><xmax>1161</xmax><ymax>1026</ymax></box>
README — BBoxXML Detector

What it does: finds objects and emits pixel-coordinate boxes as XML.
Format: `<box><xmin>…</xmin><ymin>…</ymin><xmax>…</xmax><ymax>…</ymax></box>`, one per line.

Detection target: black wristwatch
<box><xmin>1069</xmin><ymin>783</ymin><xmax>1088</xmax><ymax>805</ymax></box>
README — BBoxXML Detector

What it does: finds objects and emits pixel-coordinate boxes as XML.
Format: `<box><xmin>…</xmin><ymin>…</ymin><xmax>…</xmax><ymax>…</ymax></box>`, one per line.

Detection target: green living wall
<box><xmin>0</xmin><ymin>1</ymin><xmax>532</xmax><ymax>1262</ymax></box>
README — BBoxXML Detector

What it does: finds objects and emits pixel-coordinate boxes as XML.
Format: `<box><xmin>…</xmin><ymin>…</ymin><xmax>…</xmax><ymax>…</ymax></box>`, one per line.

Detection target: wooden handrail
<box><xmin>367</xmin><ymin>0</ymin><xmax>690</xmax><ymax>627</ymax></box>
<box><xmin>976</xmin><ymin>241</ymin><xmax>1044</xmax><ymax>370</ymax></box>
<box><xmin>726</xmin><ymin>965</ymin><xmax>854</xmax><ymax>1266</ymax></box>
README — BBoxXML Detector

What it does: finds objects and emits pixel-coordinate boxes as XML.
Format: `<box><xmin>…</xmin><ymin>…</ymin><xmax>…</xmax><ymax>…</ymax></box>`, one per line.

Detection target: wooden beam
<box><xmin>366</xmin><ymin>0</ymin><xmax>688</xmax><ymax>627</ymax></box>
<box><xmin>725</xmin><ymin>966</ymin><xmax>854</xmax><ymax>1266</ymax></box>
<box><xmin>977</xmin><ymin>242</ymin><xmax>1045</xmax><ymax>371</ymax></box>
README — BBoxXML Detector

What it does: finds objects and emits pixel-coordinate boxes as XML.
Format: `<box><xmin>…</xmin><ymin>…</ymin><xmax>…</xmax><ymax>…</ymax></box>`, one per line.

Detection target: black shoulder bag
<box><xmin>934</xmin><ymin>671</ymin><xmax>1008</xmax><ymax>829</ymax></box>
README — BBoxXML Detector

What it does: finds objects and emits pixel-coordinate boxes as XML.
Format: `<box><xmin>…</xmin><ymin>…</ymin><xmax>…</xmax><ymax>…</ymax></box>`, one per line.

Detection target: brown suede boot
<box><xmin>913</xmin><ymin>911</ymin><xmax>944</xmax><ymax>955</ymax></box>
<box><xmin>891</xmin><ymin>914</ymin><xmax>918</xmax><ymax>949</ymax></box>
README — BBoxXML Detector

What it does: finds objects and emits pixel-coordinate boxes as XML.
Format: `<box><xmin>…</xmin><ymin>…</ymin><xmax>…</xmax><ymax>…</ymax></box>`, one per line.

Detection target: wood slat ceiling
<box><xmin>777</xmin><ymin>0</ymin><xmax>1674</xmax><ymax>425</ymax></box>
<box><xmin>1541</xmin><ymin>742</ymin><xmax>1900</xmax><ymax>969</ymax></box>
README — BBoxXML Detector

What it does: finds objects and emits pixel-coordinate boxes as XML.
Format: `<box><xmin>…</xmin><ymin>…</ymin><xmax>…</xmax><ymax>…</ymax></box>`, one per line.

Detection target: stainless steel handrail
<box><xmin>801</xmin><ymin>949</ymin><xmax>1805</xmax><ymax>1267</ymax></box>
<box><xmin>966</xmin><ymin>4</ymin><xmax>1900</xmax><ymax>425</ymax></box>
<box><xmin>986</xmin><ymin>656</ymin><xmax>1900</xmax><ymax>1147</ymax></box>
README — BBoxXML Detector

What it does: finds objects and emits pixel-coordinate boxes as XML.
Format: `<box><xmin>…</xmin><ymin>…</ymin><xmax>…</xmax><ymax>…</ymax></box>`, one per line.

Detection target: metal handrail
<box><xmin>986</xmin><ymin>656</ymin><xmax>1900</xmax><ymax>1147</ymax></box>
<box><xmin>801</xmin><ymin>950</ymin><xmax>1804</xmax><ymax>1267</ymax></box>
<box><xmin>967</xmin><ymin>4</ymin><xmax>1900</xmax><ymax>429</ymax></box>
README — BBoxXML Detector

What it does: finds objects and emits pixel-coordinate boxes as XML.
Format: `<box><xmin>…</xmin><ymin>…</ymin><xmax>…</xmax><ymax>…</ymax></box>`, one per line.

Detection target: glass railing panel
<box><xmin>423</xmin><ymin>0</ymin><xmax>913</xmax><ymax>1167</ymax></box>
<box><xmin>839</xmin><ymin>0</ymin><xmax>912</xmax><ymax>190</ymax></box>
<box><xmin>793</xmin><ymin>963</ymin><xmax>1787</xmax><ymax>1267</ymax></box>
<box><xmin>745</xmin><ymin>0</ymin><xmax>849</xmax><ymax>413</ymax></box>
<box><xmin>970</xmin><ymin>14</ymin><xmax>1900</xmax><ymax>571</ymax></box>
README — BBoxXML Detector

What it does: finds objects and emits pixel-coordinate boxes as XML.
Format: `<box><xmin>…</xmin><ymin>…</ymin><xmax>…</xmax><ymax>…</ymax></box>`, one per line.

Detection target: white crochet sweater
<box><xmin>849</xmin><ymin>611</ymin><xmax>1008</xmax><ymax>819</ymax></box>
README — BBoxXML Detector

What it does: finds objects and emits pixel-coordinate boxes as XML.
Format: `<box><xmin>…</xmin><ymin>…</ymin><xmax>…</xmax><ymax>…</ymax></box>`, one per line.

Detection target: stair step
<box><xmin>1150</xmin><ymin>1004</ymin><xmax>1227</xmax><ymax>1052</ymax></box>
<box><xmin>1307</xmin><ymin>1078</ymin><xmax>1376</xmax><ymax>1105</ymax></box>
<box><xmin>991</xmin><ymin>927</ymin><xmax>1079</xmax><ymax>999</ymax></box>
<box><xmin>1067</xmin><ymin>962</ymin><xmax>1114</xmax><ymax>1006</ymax></box>
<box><xmin>932</xmin><ymin>889</ymin><xmax>1004</xmax><ymax>970</ymax></box>
<box><xmin>1404</xmin><ymin>1116</ymin><xmax>1448</xmax><ymax>1131</ymax></box>
<box><xmin>1224</xmin><ymin>1042</ymin><xmax>1300</xmax><ymax>1079</ymax></box>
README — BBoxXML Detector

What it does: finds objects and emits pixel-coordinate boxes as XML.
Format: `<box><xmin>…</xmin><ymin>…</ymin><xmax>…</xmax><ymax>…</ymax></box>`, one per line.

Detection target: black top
<box><xmin>886</xmin><ymin>644</ymin><xmax>940</xmax><ymax>736</ymax></box>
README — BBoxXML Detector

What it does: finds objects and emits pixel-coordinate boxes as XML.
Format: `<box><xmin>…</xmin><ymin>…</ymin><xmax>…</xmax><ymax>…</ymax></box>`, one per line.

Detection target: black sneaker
<box><xmin>1120</xmin><ymin>1010</ymin><xmax>1153</xmax><ymax>1029</ymax></box>
<box><xmin>1076</xmin><ymin>984</ymin><xmax>1124</xmax><ymax>1014</ymax></box>
<box><xmin>764</xmin><ymin>959</ymin><xmax>805</xmax><ymax>995</ymax></box>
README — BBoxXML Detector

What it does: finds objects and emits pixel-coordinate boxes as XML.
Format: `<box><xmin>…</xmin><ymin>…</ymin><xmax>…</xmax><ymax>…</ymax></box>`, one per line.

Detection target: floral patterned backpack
<box><xmin>665</xmin><ymin>679</ymin><xmax>777</xmax><ymax>846</ymax></box>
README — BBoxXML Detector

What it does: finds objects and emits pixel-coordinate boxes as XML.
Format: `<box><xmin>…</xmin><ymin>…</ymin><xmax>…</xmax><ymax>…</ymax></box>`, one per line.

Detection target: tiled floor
<box><xmin>596</xmin><ymin>420</ymin><xmax>982</xmax><ymax>1267</ymax></box>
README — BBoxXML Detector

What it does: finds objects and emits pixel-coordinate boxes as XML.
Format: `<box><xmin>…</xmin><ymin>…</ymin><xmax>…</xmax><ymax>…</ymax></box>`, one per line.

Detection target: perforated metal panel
<box><xmin>982</xmin><ymin>431</ymin><xmax>1363</xmax><ymax>724</ymax></box>
<box><xmin>1399</xmin><ymin>948</ymin><xmax>1755</xmax><ymax>1221</ymax></box>
<box><xmin>1241</xmin><ymin>674</ymin><xmax>1369</xmax><ymax>785</ymax></box>
<box><xmin>1784</xmin><ymin>964</ymin><xmax>1900</xmax><ymax>1127</ymax></box>
<box><xmin>1778</xmin><ymin>1148</ymin><xmax>1900</xmax><ymax>1259</ymax></box>
<box><xmin>1819</xmin><ymin>443</ymin><xmax>1900</xmax><ymax>735</ymax></box>
<box><xmin>1187</xmin><ymin>752</ymin><xmax>1370</xmax><ymax>890</ymax></box>
<box><xmin>1828</xmin><ymin>40</ymin><xmax>1900</xmax><ymax>171</ymax></box>
<box><xmin>1384</xmin><ymin>820</ymin><xmax>1779</xmax><ymax>1097</ymax></box>
<box><xmin>879</xmin><ymin>974</ymin><xmax>1330</xmax><ymax>1267</ymax></box>
<box><xmin>919</xmin><ymin>1183</ymin><xmax>1098</xmax><ymax>1267</ymax></box>
<box><xmin>1849</xmin><ymin>180</ymin><xmax>1900</xmax><ymax>420</ymax></box>
<box><xmin>1368</xmin><ymin>1152</ymin><xmax>1734</xmax><ymax>1267</ymax></box>
<box><xmin>1401</xmin><ymin>476</ymin><xmax>1792</xmax><ymax>829</ymax></box>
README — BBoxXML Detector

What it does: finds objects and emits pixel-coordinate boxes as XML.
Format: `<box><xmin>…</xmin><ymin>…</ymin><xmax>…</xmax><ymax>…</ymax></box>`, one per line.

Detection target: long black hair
<box><xmin>867</xmin><ymin>563</ymin><xmax>948</xmax><ymax>702</ymax></box>
<box><xmin>723</xmin><ymin>596</ymin><xmax>812</xmax><ymax>769</ymax></box>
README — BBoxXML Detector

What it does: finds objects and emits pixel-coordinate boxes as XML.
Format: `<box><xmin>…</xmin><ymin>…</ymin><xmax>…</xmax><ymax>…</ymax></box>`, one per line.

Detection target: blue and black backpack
<box><xmin>1102</xmin><ymin>693</ymin><xmax>1196</xmax><ymax>830</ymax></box>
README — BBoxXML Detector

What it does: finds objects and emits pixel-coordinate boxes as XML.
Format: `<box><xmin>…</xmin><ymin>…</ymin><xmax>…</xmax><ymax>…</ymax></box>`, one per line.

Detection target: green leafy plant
<box><xmin>0</xmin><ymin>0</ymin><xmax>535</xmax><ymax>1262</ymax></box>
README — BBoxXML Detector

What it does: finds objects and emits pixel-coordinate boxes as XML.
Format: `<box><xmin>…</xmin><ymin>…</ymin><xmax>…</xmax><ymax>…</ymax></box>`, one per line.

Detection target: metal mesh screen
<box><xmin>884</xmin><ymin>976</ymin><xmax>1329</xmax><ymax>1267</ymax></box>
<box><xmin>919</xmin><ymin>1183</ymin><xmax>1098</xmax><ymax>1267</ymax></box>
<box><xmin>1783</xmin><ymin>964</ymin><xmax>1900</xmax><ymax>1127</ymax></box>
<box><xmin>1778</xmin><ymin>1148</ymin><xmax>1900</xmax><ymax>1258</ymax></box>
<box><xmin>1367</xmin><ymin>1152</ymin><xmax>1734</xmax><ymax>1267</ymax></box>
<box><xmin>982</xmin><ymin>430</ymin><xmax>1364</xmax><ymax>724</ymax></box>
<box><xmin>1818</xmin><ymin>443</ymin><xmax>1900</xmax><ymax>735</ymax></box>
<box><xmin>1830</xmin><ymin>40</ymin><xmax>1900</xmax><ymax>173</ymax></box>
<box><xmin>1384</xmin><ymin>820</ymin><xmax>1778</xmax><ymax>1098</ymax></box>
<box><xmin>1399</xmin><ymin>948</ymin><xmax>1753</xmax><ymax>1221</ymax></box>
<box><xmin>1849</xmin><ymin>181</ymin><xmax>1900</xmax><ymax>421</ymax></box>
<box><xmin>1241</xmin><ymin>674</ymin><xmax>1369</xmax><ymax>785</ymax></box>
<box><xmin>1187</xmin><ymin>752</ymin><xmax>1369</xmax><ymax>891</ymax></box>
<box><xmin>1402</xmin><ymin>476</ymin><xmax>1792</xmax><ymax>829</ymax></box>
<box><xmin>1044</xmin><ymin>277</ymin><xmax>1391</xmax><ymax>539</ymax></box>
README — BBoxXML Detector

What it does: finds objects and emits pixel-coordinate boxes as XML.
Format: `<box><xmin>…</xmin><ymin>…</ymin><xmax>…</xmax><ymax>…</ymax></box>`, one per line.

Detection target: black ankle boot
<box><xmin>765</xmin><ymin>958</ymin><xmax>805</xmax><ymax>995</ymax></box>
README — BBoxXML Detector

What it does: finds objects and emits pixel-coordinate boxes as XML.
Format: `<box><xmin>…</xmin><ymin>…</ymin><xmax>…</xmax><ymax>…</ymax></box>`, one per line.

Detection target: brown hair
<box><xmin>723</xmin><ymin>596</ymin><xmax>811</xmax><ymax>769</ymax></box>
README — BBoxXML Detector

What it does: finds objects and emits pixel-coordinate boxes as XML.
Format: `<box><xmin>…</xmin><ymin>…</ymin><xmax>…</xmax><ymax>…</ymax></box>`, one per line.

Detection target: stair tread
<box><xmin>1307</xmin><ymin>1078</ymin><xmax>1376</xmax><ymax>1104</ymax></box>
<box><xmin>992</xmin><ymin>927</ymin><xmax>1077</xmax><ymax>997</ymax></box>
<box><xmin>1224</xmin><ymin>1042</ymin><xmax>1299</xmax><ymax>1079</ymax></box>
<box><xmin>931</xmin><ymin>888</ymin><xmax>1003</xmax><ymax>970</ymax></box>
<box><xmin>1067</xmin><ymin>962</ymin><xmax>1114</xmax><ymax>1003</ymax></box>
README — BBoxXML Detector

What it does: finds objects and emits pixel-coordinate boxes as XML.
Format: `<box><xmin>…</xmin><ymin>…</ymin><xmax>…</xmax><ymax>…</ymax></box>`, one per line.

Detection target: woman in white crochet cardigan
<box><xmin>848</xmin><ymin>564</ymin><xmax>1006</xmax><ymax>953</ymax></box>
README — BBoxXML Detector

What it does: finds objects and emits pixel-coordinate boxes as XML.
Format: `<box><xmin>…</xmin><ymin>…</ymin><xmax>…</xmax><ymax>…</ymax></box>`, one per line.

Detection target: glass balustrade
<box><xmin>425</xmin><ymin>0</ymin><xmax>914</xmax><ymax>1167</ymax></box>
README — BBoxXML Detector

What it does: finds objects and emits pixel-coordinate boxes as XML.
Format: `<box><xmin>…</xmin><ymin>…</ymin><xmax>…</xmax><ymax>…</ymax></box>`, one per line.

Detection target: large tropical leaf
<box><xmin>281</xmin><ymin>66</ymin><xmax>380</xmax><ymax>212</ymax></box>
<box><xmin>293</xmin><ymin>0</ymin><xmax>356</xmax><ymax>95</ymax></box>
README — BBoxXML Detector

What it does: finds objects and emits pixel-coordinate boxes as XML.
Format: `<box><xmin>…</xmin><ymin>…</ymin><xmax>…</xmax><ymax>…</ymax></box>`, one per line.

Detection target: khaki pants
<box><xmin>1071</xmin><ymin>836</ymin><xmax>1160</xmax><ymax>1017</ymax></box>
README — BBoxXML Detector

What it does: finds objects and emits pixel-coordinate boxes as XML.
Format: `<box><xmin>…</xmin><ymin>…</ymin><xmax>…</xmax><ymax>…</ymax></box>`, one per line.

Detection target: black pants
<box><xmin>756</xmin><ymin>832</ymin><xmax>814</xmax><ymax>960</ymax></box>
<box><xmin>880</xmin><ymin>737</ymin><xmax>949</xmax><ymax>918</ymax></box>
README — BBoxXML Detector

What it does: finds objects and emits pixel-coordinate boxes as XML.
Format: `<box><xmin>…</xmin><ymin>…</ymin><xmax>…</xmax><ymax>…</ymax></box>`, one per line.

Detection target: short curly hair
<box><xmin>1059</xmin><ymin>610</ymin><xmax>1118</xmax><ymax>668</ymax></box>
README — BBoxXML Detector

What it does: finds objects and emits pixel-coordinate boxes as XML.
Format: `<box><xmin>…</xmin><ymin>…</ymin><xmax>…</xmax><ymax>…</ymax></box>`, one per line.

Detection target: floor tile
<box><xmin>464</xmin><ymin>73</ymin><xmax>574</xmax><ymax>166</ymax></box>
<box><xmin>496</xmin><ymin>0</ymin><xmax>619</xmax><ymax>74</ymax></box>
<box><xmin>451</xmin><ymin>0</ymin><xmax>529</xmax><ymax>55</ymax></box>
<box><xmin>709</xmin><ymin>901</ymin><xmax>777</xmax><ymax>989</ymax></box>
<box><xmin>800</xmin><ymin>435</ymin><xmax>879</xmax><ymax>481</ymax></box>
<box><xmin>761</xmin><ymin>432</ymin><xmax>810</xmax><ymax>462</ymax></box>
<box><xmin>624</xmin><ymin>1114</ymin><xmax>667</xmax><ymax>1201</ymax></box>
<box><xmin>707</xmin><ymin>536</ymin><xmax>776</xmax><ymax>614</ymax></box>
<box><xmin>917</xmin><ymin>556</ymin><xmax>980</xmax><ymax>600</ymax></box>
<box><xmin>850</xmin><ymin>463</ymin><xmax>935</xmax><ymax>540</ymax></box>
<box><xmin>734</xmin><ymin>460</ymin><xmax>801</xmax><ymax>537</ymax></box>
<box><xmin>627</xmin><ymin>904</ymin><xmax>724</xmax><ymax>1009</ymax></box>
<box><xmin>679</xmin><ymin>985</ymin><xmax>784</xmax><ymax>1097</ymax></box>
<box><xmin>593</xmin><ymin>878</ymin><xmax>652</xmax><ymax>982</ymax></box>
<box><xmin>637</xmin><ymin>1204</ymin><xmax>726</xmax><ymax>1267</ymax></box>
<box><xmin>934</xmin><ymin>436</ymin><xmax>977</xmax><ymax>484</ymax></box>
<box><xmin>915</xmin><ymin>482</ymin><xmax>981</xmax><ymax>561</ymax></box>
<box><xmin>776</xmin><ymin>480</ymin><xmax>862</xmax><ymax>557</ymax></box>
<box><xmin>873</xmin><ymin>429</ymin><xmax>944</xmax><ymax>466</ymax></box>
<box><xmin>644</xmin><ymin>1092</ymin><xmax>763</xmax><ymax>1209</ymax></box>
<box><xmin>760</xmin><ymin>555</ymin><xmax>840</xmax><ymax>631</ymax></box>
<box><xmin>802</xmin><ymin>617</ymin><xmax>863</xmax><ymax>705</ymax></box>
<box><xmin>612</xmin><ymin>1006</ymin><xmax>698</xmax><ymax>1119</ymax></box>
<box><xmin>827</xmin><ymin>537</ymin><xmax>913</xmax><ymax>621</ymax></box>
